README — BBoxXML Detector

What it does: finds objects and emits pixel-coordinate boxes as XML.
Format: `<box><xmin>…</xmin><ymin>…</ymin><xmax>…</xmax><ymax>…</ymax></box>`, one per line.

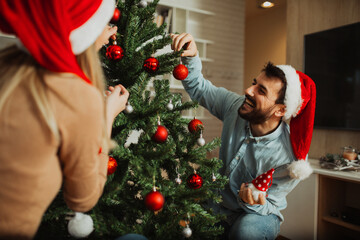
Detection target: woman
<box><xmin>0</xmin><ymin>0</ymin><xmax>135</xmax><ymax>239</ymax></box>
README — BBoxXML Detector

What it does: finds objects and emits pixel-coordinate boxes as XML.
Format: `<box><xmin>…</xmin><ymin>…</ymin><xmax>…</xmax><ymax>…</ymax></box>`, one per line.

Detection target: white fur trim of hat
<box><xmin>277</xmin><ymin>65</ymin><xmax>303</xmax><ymax>120</ymax></box>
<box><xmin>70</xmin><ymin>0</ymin><xmax>115</xmax><ymax>55</ymax></box>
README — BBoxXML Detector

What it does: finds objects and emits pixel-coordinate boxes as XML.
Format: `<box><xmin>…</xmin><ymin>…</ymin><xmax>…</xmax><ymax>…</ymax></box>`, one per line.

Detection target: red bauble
<box><xmin>107</xmin><ymin>156</ymin><xmax>118</xmax><ymax>175</ymax></box>
<box><xmin>186</xmin><ymin>173</ymin><xmax>203</xmax><ymax>189</ymax></box>
<box><xmin>110</xmin><ymin>8</ymin><xmax>121</xmax><ymax>24</ymax></box>
<box><xmin>143</xmin><ymin>57</ymin><xmax>159</xmax><ymax>73</ymax></box>
<box><xmin>152</xmin><ymin>125</ymin><xmax>168</xmax><ymax>143</ymax></box>
<box><xmin>173</xmin><ymin>64</ymin><xmax>188</xmax><ymax>80</ymax></box>
<box><xmin>188</xmin><ymin>118</ymin><xmax>203</xmax><ymax>133</ymax></box>
<box><xmin>145</xmin><ymin>190</ymin><xmax>165</xmax><ymax>211</ymax></box>
<box><xmin>106</xmin><ymin>45</ymin><xmax>124</xmax><ymax>61</ymax></box>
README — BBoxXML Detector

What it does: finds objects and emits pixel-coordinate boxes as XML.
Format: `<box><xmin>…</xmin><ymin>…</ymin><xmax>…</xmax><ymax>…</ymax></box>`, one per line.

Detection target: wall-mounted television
<box><xmin>304</xmin><ymin>22</ymin><xmax>360</xmax><ymax>131</ymax></box>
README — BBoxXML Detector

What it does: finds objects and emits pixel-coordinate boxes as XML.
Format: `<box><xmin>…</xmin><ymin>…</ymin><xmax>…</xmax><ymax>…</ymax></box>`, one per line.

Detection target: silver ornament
<box><xmin>138</xmin><ymin>0</ymin><xmax>147</xmax><ymax>8</ymax></box>
<box><xmin>182</xmin><ymin>226</ymin><xmax>192</xmax><ymax>238</ymax></box>
<box><xmin>175</xmin><ymin>177</ymin><xmax>182</xmax><ymax>184</ymax></box>
<box><xmin>197</xmin><ymin>137</ymin><xmax>205</xmax><ymax>146</ymax></box>
<box><xmin>166</xmin><ymin>102</ymin><xmax>174</xmax><ymax>111</ymax></box>
<box><xmin>212</xmin><ymin>173</ymin><xmax>217</xmax><ymax>182</ymax></box>
<box><xmin>125</xmin><ymin>104</ymin><xmax>134</xmax><ymax>114</ymax></box>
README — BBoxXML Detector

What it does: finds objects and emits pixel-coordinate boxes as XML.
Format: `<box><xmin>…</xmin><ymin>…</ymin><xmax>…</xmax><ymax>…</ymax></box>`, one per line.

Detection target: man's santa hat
<box><xmin>0</xmin><ymin>0</ymin><xmax>115</xmax><ymax>84</ymax></box>
<box><xmin>276</xmin><ymin>65</ymin><xmax>316</xmax><ymax>180</ymax></box>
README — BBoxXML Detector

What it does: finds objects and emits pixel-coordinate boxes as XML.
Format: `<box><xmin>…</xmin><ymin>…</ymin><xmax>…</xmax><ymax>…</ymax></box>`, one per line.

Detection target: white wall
<box><xmin>174</xmin><ymin>0</ymin><xmax>246</xmax><ymax>153</ymax></box>
<box><xmin>280</xmin><ymin>174</ymin><xmax>318</xmax><ymax>240</ymax></box>
<box><xmin>0</xmin><ymin>33</ymin><xmax>17</xmax><ymax>50</ymax></box>
<box><xmin>244</xmin><ymin>3</ymin><xmax>287</xmax><ymax>90</ymax></box>
<box><xmin>286</xmin><ymin>0</ymin><xmax>360</xmax><ymax>159</ymax></box>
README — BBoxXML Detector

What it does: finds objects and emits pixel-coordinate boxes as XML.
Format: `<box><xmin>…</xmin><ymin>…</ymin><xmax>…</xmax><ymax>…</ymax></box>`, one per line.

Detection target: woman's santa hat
<box><xmin>0</xmin><ymin>0</ymin><xmax>115</xmax><ymax>84</ymax></box>
<box><xmin>248</xmin><ymin>168</ymin><xmax>274</xmax><ymax>202</ymax></box>
<box><xmin>276</xmin><ymin>65</ymin><xmax>316</xmax><ymax>180</ymax></box>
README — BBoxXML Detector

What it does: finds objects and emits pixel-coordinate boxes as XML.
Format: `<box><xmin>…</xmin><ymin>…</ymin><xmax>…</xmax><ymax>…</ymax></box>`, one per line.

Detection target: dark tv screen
<box><xmin>304</xmin><ymin>22</ymin><xmax>360</xmax><ymax>130</ymax></box>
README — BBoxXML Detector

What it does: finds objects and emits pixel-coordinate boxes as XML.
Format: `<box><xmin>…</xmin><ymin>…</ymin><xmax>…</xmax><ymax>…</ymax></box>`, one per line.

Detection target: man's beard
<box><xmin>238</xmin><ymin>95</ymin><xmax>275</xmax><ymax>124</ymax></box>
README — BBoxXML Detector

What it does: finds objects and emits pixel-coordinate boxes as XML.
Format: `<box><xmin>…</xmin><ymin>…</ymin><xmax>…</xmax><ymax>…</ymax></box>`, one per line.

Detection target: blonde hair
<box><xmin>0</xmin><ymin>44</ymin><xmax>110</xmax><ymax>150</ymax></box>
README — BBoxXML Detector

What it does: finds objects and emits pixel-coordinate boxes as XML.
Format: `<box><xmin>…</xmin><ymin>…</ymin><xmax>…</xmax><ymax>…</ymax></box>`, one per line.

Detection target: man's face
<box><xmin>238</xmin><ymin>72</ymin><xmax>284</xmax><ymax>124</ymax></box>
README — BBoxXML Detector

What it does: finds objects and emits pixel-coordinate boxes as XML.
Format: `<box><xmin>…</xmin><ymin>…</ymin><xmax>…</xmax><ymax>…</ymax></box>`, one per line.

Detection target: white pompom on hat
<box><xmin>276</xmin><ymin>65</ymin><xmax>316</xmax><ymax>180</ymax></box>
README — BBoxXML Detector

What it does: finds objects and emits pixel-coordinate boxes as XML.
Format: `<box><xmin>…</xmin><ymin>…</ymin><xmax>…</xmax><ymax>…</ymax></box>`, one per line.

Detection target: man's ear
<box><xmin>274</xmin><ymin>104</ymin><xmax>286</xmax><ymax>118</ymax></box>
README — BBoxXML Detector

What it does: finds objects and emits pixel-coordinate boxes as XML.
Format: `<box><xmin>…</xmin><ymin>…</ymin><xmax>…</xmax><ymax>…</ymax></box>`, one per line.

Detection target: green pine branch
<box><xmin>39</xmin><ymin>0</ymin><xmax>228</xmax><ymax>239</ymax></box>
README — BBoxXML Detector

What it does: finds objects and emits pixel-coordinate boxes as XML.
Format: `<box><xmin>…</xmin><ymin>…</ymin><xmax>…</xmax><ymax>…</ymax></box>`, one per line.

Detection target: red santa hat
<box><xmin>0</xmin><ymin>0</ymin><xmax>115</xmax><ymax>84</ymax></box>
<box><xmin>252</xmin><ymin>168</ymin><xmax>275</xmax><ymax>192</ymax></box>
<box><xmin>276</xmin><ymin>65</ymin><xmax>316</xmax><ymax>180</ymax></box>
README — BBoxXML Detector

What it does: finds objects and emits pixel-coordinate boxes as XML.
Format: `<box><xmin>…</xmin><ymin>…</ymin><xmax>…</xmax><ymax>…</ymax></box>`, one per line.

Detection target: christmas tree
<box><xmin>37</xmin><ymin>0</ymin><xmax>227</xmax><ymax>239</ymax></box>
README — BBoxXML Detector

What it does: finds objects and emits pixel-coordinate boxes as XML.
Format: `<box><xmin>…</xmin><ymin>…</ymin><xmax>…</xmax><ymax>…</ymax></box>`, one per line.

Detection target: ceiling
<box><xmin>246</xmin><ymin>0</ymin><xmax>287</xmax><ymax>18</ymax></box>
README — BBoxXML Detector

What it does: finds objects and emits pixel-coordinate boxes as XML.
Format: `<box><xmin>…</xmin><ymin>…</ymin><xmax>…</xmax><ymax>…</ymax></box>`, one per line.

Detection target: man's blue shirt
<box><xmin>181</xmin><ymin>55</ymin><xmax>301</xmax><ymax>222</ymax></box>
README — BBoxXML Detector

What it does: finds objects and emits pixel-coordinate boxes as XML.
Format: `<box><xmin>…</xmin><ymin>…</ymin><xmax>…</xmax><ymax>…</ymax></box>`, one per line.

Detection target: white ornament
<box><xmin>166</xmin><ymin>101</ymin><xmax>174</xmax><ymax>111</ymax></box>
<box><xmin>197</xmin><ymin>131</ymin><xmax>205</xmax><ymax>146</ymax></box>
<box><xmin>182</xmin><ymin>225</ymin><xmax>192</xmax><ymax>238</ymax></box>
<box><xmin>68</xmin><ymin>212</ymin><xmax>94</xmax><ymax>239</ymax></box>
<box><xmin>175</xmin><ymin>168</ymin><xmax>182</xmax><ymax>184</ymax></box>
<box><xmin>124</xmin><ymin>103</ymin><xmax>134</xmax><ymax>114</ymax></box>
<box><xmin>138</xmin><ymin>0</ymin><xmax>147</xmax><ymax>8</ymax></box>
<box><xmin>175</xmin><ymin>176</ymin><xmax>182</xmax><ymax>184</ymax></box>
<box><xmin>197</xmin><ymin>137</ymin><xmax>205</xmax><ymax>146</ymax></box>
<box><xmin>212</xmin><ymin>173</ymin><xmax>217</xmax><ymax>182</ymax></box>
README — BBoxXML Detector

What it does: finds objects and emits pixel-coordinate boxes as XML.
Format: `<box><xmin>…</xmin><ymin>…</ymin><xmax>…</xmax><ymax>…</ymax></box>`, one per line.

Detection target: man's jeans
<box><xmin>221</xmin><ymin>213</ymin><xmax>280</xmax><ymax>240</ymax></box>
<box><xmin>115</xmin><ymin>234</ymin><xmax>148</xmax><ymax>240</ymax></box>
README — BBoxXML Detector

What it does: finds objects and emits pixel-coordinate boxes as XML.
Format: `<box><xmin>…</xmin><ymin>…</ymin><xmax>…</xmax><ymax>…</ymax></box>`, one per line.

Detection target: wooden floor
<box><xmin>276</xmin><ymin>235</ymin><xmax>290</xmax><ymax>240</ymax></box>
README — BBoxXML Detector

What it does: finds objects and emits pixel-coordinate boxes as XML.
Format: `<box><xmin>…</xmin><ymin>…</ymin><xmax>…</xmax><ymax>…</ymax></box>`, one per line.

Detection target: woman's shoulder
<box><xmin>44</xmin><ymin>73</ymin><xmax>104</xmax><ymax>116</ymax></box>
<box><xmin>46</xmin><ymin>72</ymin><xmax>101</xmax><ymax>94</ymax></box>
<box><xmin>45</xmin><ymin>72</ymin><xmax>102</xmax><ymax>101</ymax></box>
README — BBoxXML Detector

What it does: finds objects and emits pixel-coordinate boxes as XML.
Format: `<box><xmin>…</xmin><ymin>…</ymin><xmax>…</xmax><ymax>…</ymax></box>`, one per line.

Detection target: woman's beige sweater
<box><xmin>0</xmin><ymin>73</ymin><xmax>109</xmax><ymax>239</ymax></box>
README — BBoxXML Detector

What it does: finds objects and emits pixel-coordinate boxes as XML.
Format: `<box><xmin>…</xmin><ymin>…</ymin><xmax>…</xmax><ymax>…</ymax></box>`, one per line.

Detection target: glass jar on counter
<box><xmin>342</xmin><ymin>146</ymin><xmax>357</xmax><ymax>161</ymax></box>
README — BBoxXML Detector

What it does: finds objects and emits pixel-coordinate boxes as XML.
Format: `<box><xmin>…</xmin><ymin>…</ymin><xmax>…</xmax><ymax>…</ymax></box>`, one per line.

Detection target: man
<box><xmin>171</xmin><ymin>33</ymin><xmax>316</xmax><ymax>239</ymax></box>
